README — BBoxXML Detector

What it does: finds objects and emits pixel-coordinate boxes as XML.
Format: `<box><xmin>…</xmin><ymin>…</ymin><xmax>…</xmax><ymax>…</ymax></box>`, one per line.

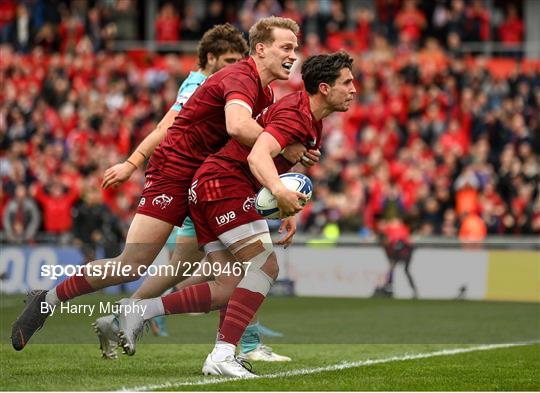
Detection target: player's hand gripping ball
<box><xmin>255</xmin><ymin>173</ymin><xmax>313</xmax><ymax>219</ymax></box>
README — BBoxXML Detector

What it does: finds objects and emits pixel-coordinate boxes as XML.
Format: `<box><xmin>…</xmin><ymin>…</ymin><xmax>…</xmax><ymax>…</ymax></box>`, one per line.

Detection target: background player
<box><xmin>11</xmin><ymin>16</ymin><xmax>305</xmax><ymax>352</ymax></box>
<box><xmin>373</xmin><ymin>217</ymin><xmax>417</xmax><ymax>298</ymax></box>
<box><xmin>115</xmin><ymin>52</ymin><xmax>356</xmax><ymax>377</ymax></box>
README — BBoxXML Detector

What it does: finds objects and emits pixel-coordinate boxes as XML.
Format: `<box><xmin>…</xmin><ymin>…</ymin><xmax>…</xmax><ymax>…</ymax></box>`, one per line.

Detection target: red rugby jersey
<box><xmin>203</xmin><ymin>90</ymin><xmax>322</xmax><ymax>189</ymax></box>
<box><xmin>154</xmin><ymin>57</ymin><xmax>273</xmax><ymax>177</ymax></box>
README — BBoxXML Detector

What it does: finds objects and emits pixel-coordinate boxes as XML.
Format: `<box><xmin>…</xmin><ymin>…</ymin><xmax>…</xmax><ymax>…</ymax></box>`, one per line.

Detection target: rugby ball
<box><xmin>255</xmin><ymin>173</ymin><xmax>313</xmax><ymax>219</ymax></box>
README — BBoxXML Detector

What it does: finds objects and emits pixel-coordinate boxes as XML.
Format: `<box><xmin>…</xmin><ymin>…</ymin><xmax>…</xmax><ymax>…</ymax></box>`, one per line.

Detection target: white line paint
<box><xmin>120</xmin><ymin>340</ymin><xmax>540</xmax><ymax>391</ymax></box>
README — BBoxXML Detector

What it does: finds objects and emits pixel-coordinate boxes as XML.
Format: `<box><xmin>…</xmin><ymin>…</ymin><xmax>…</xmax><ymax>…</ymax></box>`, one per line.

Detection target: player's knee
<box><xmin>230</xmin><ymin>232</ymin><xmax>276</xmax><ymax>295</ymax></box>
<box><xmin>123</xmin><ymin>272</ymin><xmax>143</xmax><ymax>283</ymax></box>
<box><xmin>121</xmin><ymin>243</ymin><xmax>163</xmax><ymax>267</ymax></box>
<box><xmin>108</xmin><ymin>255</ymin><xmax>147</xmax><ymax>282</ymax></box>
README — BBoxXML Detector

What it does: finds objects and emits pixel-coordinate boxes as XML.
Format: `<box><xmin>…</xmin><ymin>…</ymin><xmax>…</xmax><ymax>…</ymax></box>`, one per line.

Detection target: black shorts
<box><xmin>385</xmin><ymin>240</ymin><xmax>412</xmax><ymax>262</ymax></box>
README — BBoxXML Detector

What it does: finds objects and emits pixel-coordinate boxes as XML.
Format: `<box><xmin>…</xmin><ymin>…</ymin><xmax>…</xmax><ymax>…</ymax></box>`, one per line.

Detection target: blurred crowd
<box><xmin>0</xmin><ymin>0</ymin><xmax>527</xmax><ymax>55</ymax></box>
<box><xmin>1</xmin><ymin>0</ymin><xmax>539</xmax><ymax>245</ymax></box>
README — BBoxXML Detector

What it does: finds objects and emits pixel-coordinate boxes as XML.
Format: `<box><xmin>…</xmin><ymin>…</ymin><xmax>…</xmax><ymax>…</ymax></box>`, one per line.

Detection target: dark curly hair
<box><xmin>197</xmin><ymin>23</ymin><xmax>248</xmax><ymax>69</ymax></box>
<box><xmin>301</xmin><ymin>52</ymin><xmax>354</xmax><ymax>95</ymax></box>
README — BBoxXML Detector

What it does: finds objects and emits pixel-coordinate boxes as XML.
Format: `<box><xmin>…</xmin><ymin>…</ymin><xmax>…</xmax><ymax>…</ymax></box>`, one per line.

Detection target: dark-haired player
<box><xmin>116</xmin><ymin>52</ymin><xmax>356</xmax><ymax>377</ymax></box>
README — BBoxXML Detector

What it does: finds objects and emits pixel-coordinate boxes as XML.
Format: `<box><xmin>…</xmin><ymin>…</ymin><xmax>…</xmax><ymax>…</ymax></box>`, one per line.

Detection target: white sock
<box><xmin>138</xmin><ymin>298</ymin><xmax>165</xmax><ymax>320</ymax></box>
<box><xmin>211</xmin><ymin>342</ymin><xmax>236</xmax><ymax>362</ymax></box>
<box><xmin>45</xmin><ymin>288</ymin><xmax>60</xmax><ymax>306</ymax></box>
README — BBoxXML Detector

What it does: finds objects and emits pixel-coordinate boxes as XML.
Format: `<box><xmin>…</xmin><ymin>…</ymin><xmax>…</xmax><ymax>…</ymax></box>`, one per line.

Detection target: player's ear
<box><xmin>319</xmin><ymin>82</ymin><xmax>330</xmax><ymax>96</ymax></box>
<box><xmin>207</xmin><ymin>53</ymin><xmax>217</xmax><ymax>68</ymax></box>
<box><xmin>255</xmin><ymin>42</ymin><xmax>266</xmax><ymax>58</ymax></box>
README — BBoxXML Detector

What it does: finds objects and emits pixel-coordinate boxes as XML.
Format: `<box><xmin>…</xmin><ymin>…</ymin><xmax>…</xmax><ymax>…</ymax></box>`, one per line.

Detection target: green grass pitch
<box><xmin>1</xmin><ymin>295</ymin><xmax>539</xmax><ymax>391</ymax></box>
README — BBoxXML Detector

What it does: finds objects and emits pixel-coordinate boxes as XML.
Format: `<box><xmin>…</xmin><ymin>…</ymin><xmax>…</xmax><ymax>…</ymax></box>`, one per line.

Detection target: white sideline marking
<box><xmin>121</xmin><ymin>341</ymin><xmax>540</xmax><ymax>391</ymax></box>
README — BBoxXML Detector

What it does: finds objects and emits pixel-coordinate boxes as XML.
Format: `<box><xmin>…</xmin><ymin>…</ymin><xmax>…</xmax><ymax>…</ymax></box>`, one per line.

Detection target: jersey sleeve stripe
<box><xmin>225</xmin><ymin>99</ymin><xmax>253</xmax><ymax>114</ymax></box>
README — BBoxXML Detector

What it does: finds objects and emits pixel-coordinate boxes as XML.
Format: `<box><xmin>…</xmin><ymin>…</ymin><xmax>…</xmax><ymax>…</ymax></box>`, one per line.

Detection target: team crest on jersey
<box><xmin>138</xmin><ymin>197</ymin><xmax>146</xmax><ymax>207</ymax></box>
<box><xmin>243</xmin><ymin>196</ymin><xmax>255</xmax><ymax>212</ymax></box>
<box><xmin>189</xmin><ymin>180</ymin><xmax>198</xmax><ymax>204</ymax></box>
<box><xmin>152</xmin><ymin>194</ymin><xmax>173</xmax><ymax>210</ymax></box>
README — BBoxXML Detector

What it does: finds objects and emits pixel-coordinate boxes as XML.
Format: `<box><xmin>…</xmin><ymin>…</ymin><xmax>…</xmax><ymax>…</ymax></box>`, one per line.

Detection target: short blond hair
<box><xmin>248</xmin><ymin>16</ymin><xmax>299</xmax><ymax>54</ymax></box>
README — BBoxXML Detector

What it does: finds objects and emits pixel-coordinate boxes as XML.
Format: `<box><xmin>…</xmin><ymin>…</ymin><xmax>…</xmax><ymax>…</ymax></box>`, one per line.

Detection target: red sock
<box><xmin>56</xmin><ymin>274</ymin><xmax>94</xmax><ymax>302</ymax></box>
<box><xmin>220</xmin><ymin>288</ymin><xmax>265</xmax><ymax>345</ymax></box>
<box><xmin>161</xmin><ymin>283</ymin><xmax>211</xmax><ymax>314</ymax></box>
<box><xmin>219</xmin><ymin>307</ymin><xmax>227</xmax><ymax>330</ymax></box>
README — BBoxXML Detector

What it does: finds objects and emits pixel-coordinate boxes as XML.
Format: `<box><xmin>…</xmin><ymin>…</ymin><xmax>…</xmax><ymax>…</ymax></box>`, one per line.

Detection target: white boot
<box><xmin>202</xmin><ymin>353</ymin><xmax>257</xmax><ymax>378</ymax></box>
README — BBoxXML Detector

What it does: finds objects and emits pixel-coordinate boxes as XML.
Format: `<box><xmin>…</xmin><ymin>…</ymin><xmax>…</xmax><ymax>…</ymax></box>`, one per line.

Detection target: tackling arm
<box><xmin>224</xmin><ymin>102</ymin><xmax>263</xmax><ymax>147</ymax></box>
<box><xmin>224</xmin><ymin>102</ymin><xmax>319</xmax><ymax>166</ymax></box>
